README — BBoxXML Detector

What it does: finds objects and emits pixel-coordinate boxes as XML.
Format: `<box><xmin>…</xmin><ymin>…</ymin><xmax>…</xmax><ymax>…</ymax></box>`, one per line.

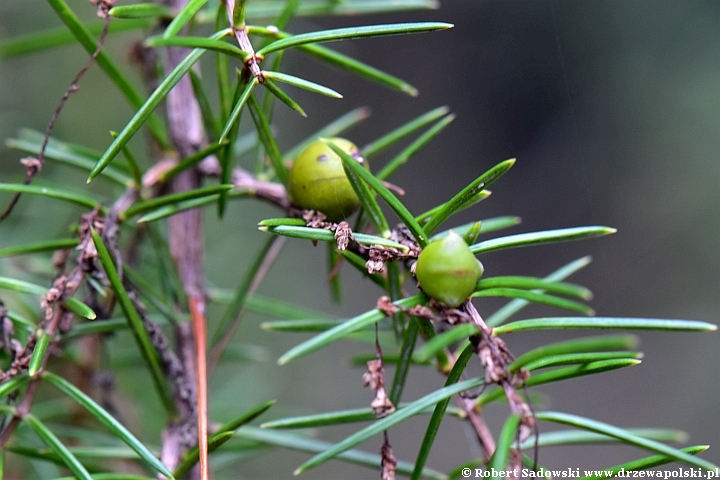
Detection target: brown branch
<box><xmin>229</xmin><ymin>166</ymin><xmax>290</xmax><ymax>209</ymax></box>
<box><xmin>143</xmin><ymin>155</ymin><xmax>291</xmax><ymax>211</ymax></box>
<box><xmin>444</xmin><ymin>347</ymin><xmax>496</xmax><ymax>461</ymax></box>
<box><xmin>225</xmin><ymin>0</ymin><xmax>263</xmax><ymax>81</ymax></box>
<box><xmin>0</xmin><ymin>209</ymin><xmax>104</xmax><ymax>446</ymax></box>
<box><xmin>161</xmin><ymin>321</ymin><xmax>199</xmax><ymax>475</ymax></box>
<box><xmin>464</xmin><ymin>301</ymin><xmax>535</xmax><ymax>464</ymax></box>
<box><xmin>159</xmin><ymin>1</ymin><xmax>210</xmax><ymax>477</ymax></box>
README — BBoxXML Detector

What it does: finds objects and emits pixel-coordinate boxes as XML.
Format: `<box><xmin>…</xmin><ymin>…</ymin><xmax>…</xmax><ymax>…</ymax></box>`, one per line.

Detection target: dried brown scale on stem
<box><xmin>391</xmin><ymin>225</ymin><xmax>422</xmax><ymax>254</ymax></box>
<box><xmin>376</xmin><ymin>296</ymin><xmax>399</xmax><ymax>317</ymax></box>
<box><xmin>405</xmin><ymin>304</ymin><xmax>436</xmax><ymax>320</ymax></box>
<box><xmin>364</xmin><ymin>319</ymin><xmax>396</xmax><ymax>480</ymax></box>
<box><xmin>366</xmin><ymin>247</ymin><xmax>400</xmax><ymax>274</ymax></box>
<box><xmin>301</xmin><ymin>209</ymin><xmax>329</xmax><ymax>228</ymax></box>
<box><xmin>334</xmin><ymin>221</ymin><xmax>353</xmax><ymax>251</ymax></box>
<box><xmin>363</xmin><ymin>357</ymin><xmax>395</xmax><ymax>418</ymax></box>
<box><xmin>363</xmin><ymin>323</ymin><xmax>395</xmax><ymax>418</ymax></box>
<box><xmin>0</xmin><ymin>307</ymin><xmax>13</xmax><ymax>358</ymax></box>
<box><xmin>296</xmin><ymin>213</ymin><xmax>421</xmax><ymax>275</ymax></box>
<box><xmin>90</xmin><ymin>0</ymin><xmax>115</xmax><ymax>17</ymax></box>
<box><xmin>364</xmin><ymin>225</ymin><xmax>420</xmax><ymax>273</ymax></box>
<box><xmin>1</xmin><ymin>338</ymin><xmax>33</xmax><ymax>384</ymax></box>
<box><xmin>380</xmin><ymin>431</ymin><xmax>397</xmax><ymax>480</ymax></box>
<box><xmin>296</xmin><ymin>210</ymin><xmax>357</xmax><ymax>251</ymax></box>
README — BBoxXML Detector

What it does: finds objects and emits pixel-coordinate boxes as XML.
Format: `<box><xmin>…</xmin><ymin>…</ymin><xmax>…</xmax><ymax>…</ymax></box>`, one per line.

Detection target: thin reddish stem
<box><xmin>190</xmin><ymin>297</ymin><xmax>208</xmax><ymax>480</ymax></box>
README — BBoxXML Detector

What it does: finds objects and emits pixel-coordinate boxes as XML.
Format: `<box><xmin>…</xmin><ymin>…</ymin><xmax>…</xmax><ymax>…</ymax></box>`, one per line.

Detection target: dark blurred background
<box><xmin>1</xmin><ymin>0</ymin><xmax>718</xmax><ymax>477</ymax></box>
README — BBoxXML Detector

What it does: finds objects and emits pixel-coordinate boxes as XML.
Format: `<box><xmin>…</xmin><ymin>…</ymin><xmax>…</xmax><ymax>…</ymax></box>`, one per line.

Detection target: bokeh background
<box><xmin>1</xmin><ymin>0</ymin><xmax>718</xmax><ymax>477</ymax></box>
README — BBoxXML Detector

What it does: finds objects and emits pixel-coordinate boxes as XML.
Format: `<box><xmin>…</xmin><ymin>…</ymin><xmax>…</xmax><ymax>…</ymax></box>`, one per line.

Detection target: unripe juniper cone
<box><xmin>415</xmin><ymin>231</ymin><xmax>484</xmax><ymax>307</ymax></box>
<box><xmin>289</xmin><ymin>138</ymin><xmax>367</xmax><ymax>222</ymax></box>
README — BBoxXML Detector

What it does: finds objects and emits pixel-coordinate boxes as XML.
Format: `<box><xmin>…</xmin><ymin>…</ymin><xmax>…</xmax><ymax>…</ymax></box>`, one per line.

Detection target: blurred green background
<box><xmin>1</xmin><ymin>0</ymin><xmax>718</xmax><ymax>477</ymax></box>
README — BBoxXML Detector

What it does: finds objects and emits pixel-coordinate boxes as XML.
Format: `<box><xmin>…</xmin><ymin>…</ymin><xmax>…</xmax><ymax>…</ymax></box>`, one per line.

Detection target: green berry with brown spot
<box><xmin>288</xmin><ymin>138</ymin><xmax>367</xmax><ymax>222</ymax></box>
<box><xmin>415</xmin><ymin>230</ymin><xmax>484</xmax><ymax>307</ymax></box>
